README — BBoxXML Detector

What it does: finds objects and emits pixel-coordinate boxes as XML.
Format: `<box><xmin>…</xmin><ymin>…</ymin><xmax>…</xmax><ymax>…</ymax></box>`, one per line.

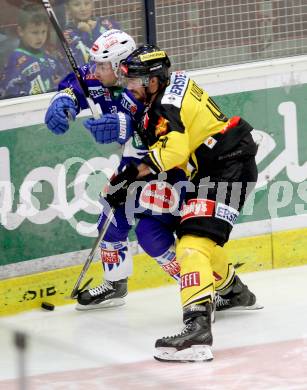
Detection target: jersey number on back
<box><xmin>206</xmin><ymin>97</ymin><xmax>228</xmax><ymax>123</ymax></box>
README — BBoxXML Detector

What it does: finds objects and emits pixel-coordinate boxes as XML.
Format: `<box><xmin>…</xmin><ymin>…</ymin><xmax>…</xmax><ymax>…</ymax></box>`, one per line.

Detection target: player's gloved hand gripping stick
<box><xmin>42</xmin><ymin>1</ymin><xmax>133</xmax><ymax>144</ymax></box>
<box><xmin>41</xmin><ymin>0</ymin><xmax>100</xmax><ymax>119</ymax></box>
<box><xmin>70</xmin><ymin>162</ymin><xmax>140</xmax><ymax>299</ymax></box>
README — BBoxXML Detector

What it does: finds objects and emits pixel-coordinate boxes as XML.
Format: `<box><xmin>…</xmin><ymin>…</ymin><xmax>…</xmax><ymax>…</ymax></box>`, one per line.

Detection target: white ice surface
<box><xmin>1</xmin><ymin>265</ymin><xmax>307</xmax><ymax>389</ymax></box>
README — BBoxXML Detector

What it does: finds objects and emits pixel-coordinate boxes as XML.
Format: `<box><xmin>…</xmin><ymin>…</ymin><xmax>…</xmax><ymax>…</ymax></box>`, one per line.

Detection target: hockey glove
<box><xmin>105</xmin><ymin>162</ymin><xmax>139</xmax><ymax>207</ymax></box>
<box><xmin>83</xmin><ymin>112</ymin><xmax>133</xmax><ymax>145</ymax></box>
<box><xmin>45</xmin><ymin>94</ymin><xmax>77</xmax><ymax>135</ymax></box>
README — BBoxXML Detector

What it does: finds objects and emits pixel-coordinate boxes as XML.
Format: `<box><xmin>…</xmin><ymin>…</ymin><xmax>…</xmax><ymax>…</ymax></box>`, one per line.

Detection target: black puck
<box><xmin>41</xmin><ymin>302</ymin><xmax>55</xmax><ymax>311</ymax></box>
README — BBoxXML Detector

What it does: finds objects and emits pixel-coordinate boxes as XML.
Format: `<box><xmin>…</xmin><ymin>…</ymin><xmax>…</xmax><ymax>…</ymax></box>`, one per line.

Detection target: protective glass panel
<box><xmin>0</xmin><ymin>0</ymin><xmax>145</xmax><ymax>100</ymax></box>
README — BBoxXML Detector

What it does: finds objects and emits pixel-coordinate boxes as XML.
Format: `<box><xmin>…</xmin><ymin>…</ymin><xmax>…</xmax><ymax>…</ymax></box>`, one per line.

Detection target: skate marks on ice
<box><xmin>1</xmin><ymin>338</ymin><xmax>307</xmax><ymax>390</ymax></box>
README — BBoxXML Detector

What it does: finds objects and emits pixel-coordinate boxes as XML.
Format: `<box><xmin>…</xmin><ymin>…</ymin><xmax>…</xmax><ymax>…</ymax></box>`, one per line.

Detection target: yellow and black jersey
<box><xmin>140</xmin><ymin>71</ymin><xmax>253</xmax><ymax>176</ymax></box>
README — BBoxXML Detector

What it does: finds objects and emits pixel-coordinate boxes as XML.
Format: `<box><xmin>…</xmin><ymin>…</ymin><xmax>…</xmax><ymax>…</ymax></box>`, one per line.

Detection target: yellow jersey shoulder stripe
<box><xmin>148</xmin><ymin>150</ymin><xmax>164</xmax><ymax>172</ymax></box>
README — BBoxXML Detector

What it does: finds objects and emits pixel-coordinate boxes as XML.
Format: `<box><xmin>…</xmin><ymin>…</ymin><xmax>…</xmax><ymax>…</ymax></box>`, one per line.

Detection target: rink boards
<box><xmin>1</xmin><ymin>226</ymin><xmax>307</xmax><ymax>316</ymax></box>
<box><xmin>1</xmin><ymin>56</ymin><xmax>307</xmax><ymax>315</ymax></box>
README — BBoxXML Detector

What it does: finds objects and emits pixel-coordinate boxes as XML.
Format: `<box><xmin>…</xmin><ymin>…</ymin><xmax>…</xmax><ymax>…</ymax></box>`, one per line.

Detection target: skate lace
<box><xmin>165</xmin><ymin>322</ymin><xmax>194</xmax><ymax>340</ymax></box>
<box><xmin>89</xmin><ymin>281</ymin><xmax>113</xmax><ymax>297</ymax></box>
<box><xmin>215</xmin><ymin>294</ymin><xmax>230</xmax><ymax>307</ymax></box>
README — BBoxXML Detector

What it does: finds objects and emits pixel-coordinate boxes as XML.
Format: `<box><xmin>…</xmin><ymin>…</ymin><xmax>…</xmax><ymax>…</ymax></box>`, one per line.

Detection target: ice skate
<box><xmin>154</xmin><ymin>303</ymin><xmax>213</xmax><ymax>362</ymax></box>
<box><xmin>75</xmin><ymin>278</ymin><xmax>128</xmax><ymax>310</ymax></box>
<box><xmin>215</xmin><ymin>275</ymin><xmax>263</xmax><ymax>311</ymax></box>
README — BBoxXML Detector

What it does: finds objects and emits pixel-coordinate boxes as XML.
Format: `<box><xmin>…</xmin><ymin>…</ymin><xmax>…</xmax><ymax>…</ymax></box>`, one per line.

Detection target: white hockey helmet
<box><xmin>89</xmin><ymin>29</ymin><xmax>136</xmax><ymax>75</ymax></box>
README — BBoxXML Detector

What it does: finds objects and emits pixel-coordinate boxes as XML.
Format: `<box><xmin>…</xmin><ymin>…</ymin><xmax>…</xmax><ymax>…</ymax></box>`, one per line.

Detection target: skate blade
<box><xmin>211</xmin><ymin>308</ymin><xmax>216</xmax><ymax>323</ymax></box>
<box><xmin>154</xmin><ymin>345</ymin><xmax>213</xmax><ymax>363</ymax></box>
<box><xmin>217</xmin><ymin>302</ymin><xmax>264</xmax><ymax>312</ymax></box>
<box><xmin>241</xmin><ymin>302</ymin><xmax>264</xmax><ymax>310</ymax></box>
<box><xmin>75</xmin><ymin>298</ymin><xmax>126</xmax><ymax>311</ymax></box>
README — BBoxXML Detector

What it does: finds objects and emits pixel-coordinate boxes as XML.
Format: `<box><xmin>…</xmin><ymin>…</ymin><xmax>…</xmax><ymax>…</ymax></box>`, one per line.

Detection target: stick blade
<box><xmin>70</xmin><ymin>277</ymin><xmax>93</xmax><ymax>299</ymax></box>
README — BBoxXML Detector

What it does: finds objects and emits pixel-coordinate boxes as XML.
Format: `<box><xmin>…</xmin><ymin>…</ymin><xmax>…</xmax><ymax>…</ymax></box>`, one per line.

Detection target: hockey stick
<box><xmin>70</xmin><ymin>207</ymin><xmax>115</xmax><ymax>299</ymax></box>
<box><xmin>40</xmin><ymin>0</ymin><xmax>100</xmax><ymax>119</ymax></box>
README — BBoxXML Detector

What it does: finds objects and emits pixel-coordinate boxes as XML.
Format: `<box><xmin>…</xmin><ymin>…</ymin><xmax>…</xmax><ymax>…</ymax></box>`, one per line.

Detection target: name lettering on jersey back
<box><xmin>190</xmin><ymin>82</ymin><xmax>203</xmax><ymax>102</ymax></box>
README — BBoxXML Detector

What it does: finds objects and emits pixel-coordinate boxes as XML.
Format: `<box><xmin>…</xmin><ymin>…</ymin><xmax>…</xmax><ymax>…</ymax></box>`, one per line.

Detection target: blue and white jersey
<box><xmin>58</xmin><ymin>63</ymin><xmax>147</xmax><ymax>164</ymax></box>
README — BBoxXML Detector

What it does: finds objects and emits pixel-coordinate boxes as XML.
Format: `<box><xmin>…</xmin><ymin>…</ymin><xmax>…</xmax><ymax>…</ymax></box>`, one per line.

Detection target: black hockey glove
<box><xmin>105</xmin><ymin>162</ymin><xmax>139</xmax><ymax>208</ymax></box>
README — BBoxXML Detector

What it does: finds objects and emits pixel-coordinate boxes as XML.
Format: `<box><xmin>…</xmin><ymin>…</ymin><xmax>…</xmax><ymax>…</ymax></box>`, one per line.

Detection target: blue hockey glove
<box><xmin>45</xmin><ymin>94</ymin><xmax>77</xmax><ymax>135</ymax></box>
<box><xmin>105</xmin><ymin>162</ymin><xmax>139</xmax><ymax>207</ymax></box>
<box><xmin>83</xmin><ymin>112</ymin><xmax>133</xmax><ymax>145</ymax></box>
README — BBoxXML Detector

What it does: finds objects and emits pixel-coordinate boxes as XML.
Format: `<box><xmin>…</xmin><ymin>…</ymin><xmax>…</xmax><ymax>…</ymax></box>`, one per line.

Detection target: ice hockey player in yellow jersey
<box><xmin>107</xmin><ymin>44</ymin><xmax>262</xmax><ymax>362</ymax></box>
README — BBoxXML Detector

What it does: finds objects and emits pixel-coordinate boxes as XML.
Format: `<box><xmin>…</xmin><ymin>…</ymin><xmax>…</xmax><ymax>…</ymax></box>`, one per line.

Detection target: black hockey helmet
<box><xmin>119</xmin><ymin>44</ymin><xmax>171</xmax><ymax>86</ymax></box>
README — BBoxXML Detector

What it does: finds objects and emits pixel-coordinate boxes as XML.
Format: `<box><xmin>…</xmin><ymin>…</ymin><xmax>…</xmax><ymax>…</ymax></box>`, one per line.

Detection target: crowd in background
<box><xmin>1</xmin><ymin>0</ymin><xmax>307</xmax><ymax>100</ymax></box>
<box><xmin>0</xmin><ymin>0</ymin><xmax>120</xmax><ymax>99</ymax></box>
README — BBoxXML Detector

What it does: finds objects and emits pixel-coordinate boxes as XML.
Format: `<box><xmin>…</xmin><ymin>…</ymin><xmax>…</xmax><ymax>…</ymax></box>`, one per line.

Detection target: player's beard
<box><xmin>128</xmin><ymin>87</ymin><xmax>147</xmax><ymax>103</ymax></box>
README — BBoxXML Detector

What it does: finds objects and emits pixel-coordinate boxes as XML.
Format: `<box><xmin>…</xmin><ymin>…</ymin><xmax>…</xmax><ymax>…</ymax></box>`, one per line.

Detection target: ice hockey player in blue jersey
<box><xmin>63</xmin><ymin>0</ymin><xmax>120</xmax><ymax>66</ymax></box>
<box><xmin>45</xmin><ymin>29</ymin><xmax>185</xmax><ymax>310</ymax></box>
<box><xmin>1</xmin><ymin>4</ymin><xmax>65</xmax><ymax>98</ymax></box>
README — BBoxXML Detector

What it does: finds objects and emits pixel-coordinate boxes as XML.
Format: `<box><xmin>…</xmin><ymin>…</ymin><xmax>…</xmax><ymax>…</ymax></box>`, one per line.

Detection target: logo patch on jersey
<box><xmin>215</xmin><ymin>203</ymin><xmax>239</xmax><ymax>226</ymax></box>
<box><xmin>203</xmin><ymin>136</ymin><xmax>217</xmax><ymax>149</ymax></box>
<box><xmin>132</xmin><ymin>132</ymin><xmax>146</xmax><ymax>149</ymax></box>
<box><xmin>181</xmin><ymin>272</ymin><xmax>200</xmax><ymax>290</ymax></box>
<box><xmin>139</xmin><ymin>181</ymin><xmax>179</xmax><ymax>213</ymax></box>
<box><xmin>88</xmin><ymin>86</ymin><xmax>111</xmax><ymax>100</ymax></box>
<box><xmin>22</xmin><ymin>62</ymin><xmax>40</xmax><ymax>77</ymax></box>
<box><xmin>16</xmin><ymin>55</ymin><xmax>27</xmax><ymax>67</ymax></box>
<box><xmin>30</xmin><ymin>78</ymin><xmax>44</xmax><ymax>95</ymax></box>
<box><xmin>162</xmin><ymin>71</ymin><xmax>189</xmax><ymax>108</ymax></box>
<box><xmin>101</xmin><ymin>249</ymin><xmax>120</xmax><ymax>264</ymax></box>
<box><xmin>180</xmin><ymin>199</ymin><xmax>215</xmax><ymax>222</ymax></box>
<box><xmin>169</xmin><ymin>72</ymin><xmax>187</xmax><ymax>95</ymax></box>
<box><xmin>155</xmin><ymin>116</ymin><xmax>169</xmax><ymax>136</ymax></box>
<box><xmin>60</xmin><ymin>88</ymin><xmax>77</xmax><ymax>103</ymax></box>
<box><xmin>121</xmin><ymin>92</ymin><xmax>137</xmax><ymax>115</ymax></box>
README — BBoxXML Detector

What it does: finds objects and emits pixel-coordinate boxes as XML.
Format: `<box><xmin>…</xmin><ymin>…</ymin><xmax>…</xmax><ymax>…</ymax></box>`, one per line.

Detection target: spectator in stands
<box><xmin>64</xmin><ymin>0</ymin><xmax>120</xmax><ymax>66</ymax></box>
<box><xmin>1</xmin><ymin>4</ymin><xmax>65</xmax><ymax>98</ymax></box>
<box><xmin>53</xmin><ymin>0</ymin><xmax>67</xmax><ymax>29</ymax></box>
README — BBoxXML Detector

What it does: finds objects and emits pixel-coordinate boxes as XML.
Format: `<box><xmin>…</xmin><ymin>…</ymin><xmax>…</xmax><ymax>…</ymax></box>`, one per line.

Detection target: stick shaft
<box><xmin>41</xmin><ymin>0</ymin><xmax>100</xmax><ymax>118</ymax></box>
<box><xmin>70</xmin><ymin>208</ymin><xmax>114</xmax><ymax>299</ymax></box>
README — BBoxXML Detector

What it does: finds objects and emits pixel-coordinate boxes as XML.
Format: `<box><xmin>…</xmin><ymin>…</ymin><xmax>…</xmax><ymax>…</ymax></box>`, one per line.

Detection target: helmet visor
<box><xmin>118</xmin><ymin>67</ymin><xmax>149</xmax><ymax>89</ymax></box>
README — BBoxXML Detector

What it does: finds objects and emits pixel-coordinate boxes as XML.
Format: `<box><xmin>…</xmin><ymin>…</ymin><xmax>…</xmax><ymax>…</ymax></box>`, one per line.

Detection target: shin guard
<box><xmin>100</xmin><ymin>240</ymin><xmax>133</xmax><ymax>282</ymax></box>
<box><xmin>177</xmin><ymin>235</ymin><xmax>216</xmax><ymax>308</ymax></box>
